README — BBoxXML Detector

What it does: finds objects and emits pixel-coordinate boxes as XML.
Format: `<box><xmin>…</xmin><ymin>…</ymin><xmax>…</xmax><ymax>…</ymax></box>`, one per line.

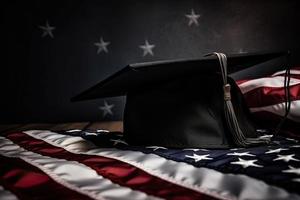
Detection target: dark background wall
<box><xmin>2</xmin><ymin>0</ymin><xmax>300</xmax><ymax>123</ymax></box>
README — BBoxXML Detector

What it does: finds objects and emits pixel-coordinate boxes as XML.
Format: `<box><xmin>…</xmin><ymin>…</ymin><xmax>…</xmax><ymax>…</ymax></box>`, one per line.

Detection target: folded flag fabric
<box><xmin>1</xmin><ymin>129</ymin><xmax>300</xmax><ymax>200</ymax></box>
<box><xmin>237</xmin><ymin>67</ymin><xmax>300</xmax><ymax>139</ymax></box>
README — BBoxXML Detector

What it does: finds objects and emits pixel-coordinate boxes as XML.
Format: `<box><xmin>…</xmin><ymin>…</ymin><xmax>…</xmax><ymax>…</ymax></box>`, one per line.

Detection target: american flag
<box><xmin>1</xmin><ymin>128</ymin><xmax>300</xmax><ymax>200</ymax></box>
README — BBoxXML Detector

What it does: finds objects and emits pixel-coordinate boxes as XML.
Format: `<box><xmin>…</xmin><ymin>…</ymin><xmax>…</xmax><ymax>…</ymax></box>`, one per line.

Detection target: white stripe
<box><xmin>24</xmin><ymin>130</ymin><xmax>300</xmax><ymax>200</ymax></box>
<box><xmin>272</xmin><ymin>69</ymin><xmax>300</xmax><ymax>76</ymax></box>
<box><xmin>238</xmin><ymin>76</ymin><xmax>300</xmax><ymax>94</ymax></box>
<box><xmin>0</xmin><ymin>186</ymin><xmax>18</xmax><ymax>200</ymax></box>
<box><xmin>0</xmin><ymin>136</ymin><xmax>160</xmax><ymax>200</ymax></box>
<box><xmin>250</xmin><ymin>100</ymin><xmax>300</xmax><ymax>122</ymax></box>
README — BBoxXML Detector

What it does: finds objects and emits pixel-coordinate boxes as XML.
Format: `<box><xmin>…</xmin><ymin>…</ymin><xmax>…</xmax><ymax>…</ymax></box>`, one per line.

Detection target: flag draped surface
<box><xmin>1</xmin><ymin>129</ymin><xmax>300</xmax><ymax>200</ymax></box>
<box><xmin>1</xmin><ymin>68</ymin><xmax>300</xmax><ymax>200</ymax></box>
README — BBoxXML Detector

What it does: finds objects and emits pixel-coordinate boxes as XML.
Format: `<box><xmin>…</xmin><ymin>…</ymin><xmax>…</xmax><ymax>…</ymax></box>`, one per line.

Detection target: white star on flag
<box><xmin>39</xmin><ymin>21</ymin><xmax>55</xmax><ymax>38</ymax></box>
<box><xmin>139</xmin><ymin>40</ymin><xmax>155</xmax><ymax>56</ymax></box>
<box><xmin>99</xmin><ymin>100</ymin><xmax>114</xmax><ymax>117</ymax></box>
<box><xmin>185</xmin><ymin>154</ymin><xmax>213</xmax><ymax>162</ymax></box>
<box><xmin>273</xmin><ymin>154</ymin><xmax>300</xmax><ymax>162</ymax></box>
<box><xmin>265</xmin><ymin>148</ymin><xmax>288</xmax><ymax>154</ymax></box>
<box><xmin>283</xmin><ymin>166</ymin><xmax>300</xmax><ymax>175</ymax></box>
<box><xmin>185</xmin><ymin>9</ymin><xmax>201</xmax><ymax>26</ymax></box>
<box><xmin>227</xmin><ymin>152</ymin><xmax>255</xmax><ymax>157</ymax></box>
<box><xmin>110</xmin><ymin>139</ymin><xmax>128</xmax><ymax>146</ymax></box>
<box><xmin>231</xmin><ymin>158</ymin><xmax>263</xmax><ymax>168</ymax></box>
<box><xmin>94</xmin><ymin>37</ymin><xmax>110</xmax><ymax>54</ymax></box>
<box><xmin>146</xmin><ymin>146</ymin><xmax>167</xmax><ymax>151</ymax></box>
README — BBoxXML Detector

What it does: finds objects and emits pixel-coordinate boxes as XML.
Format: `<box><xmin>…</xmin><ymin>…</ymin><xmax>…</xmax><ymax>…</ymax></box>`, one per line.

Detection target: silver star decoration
<box><xmin>139</xmin><ymin>40</ymin><xmax>155</xmax><ymax>56</ymax></box>
<box><xmin>185</xmin><ymin>9</ymin><xmax>201</xmax><ymax>26</ymax></box>
<box><xmin>94</xmin><ymin>37</ymin><xmax>110</xmax><ymax>54</ymax></box>
<box><xmin>110</xmin><ymin>139</ymin><xmax>128</xmax><ymax>146</ymax></box>
<box><xmin>185</xmin><ymin>154</ymin><xmax>213</xmax><ymax>162</ymax></box>
<box><xmin>39</xmin><ymin>21</ymin><xmax>55</xmax><ymax>38</ymax></box>
<box><xmin>273</xmin><ymin>154</ymin><xmax>300</xmax><ymax>162</ymax></box>
<box><xmin>227</xmin><ymin>152</ymin><xmax>255</xmax><ymax>157</ymax></box>
<box><xmin>265</xmin><ymin>148</ymin><xmax>288</xmax><ymax>154</ymax></box>
<box><xmin>146</xmin><ymin>146</ymin><xmax>167</xmax><ymax>151</ymax></box>
<box><xmin>99</xmin><ymin>100</ymin><xmax>114</xmax><ymax>117</ymax></box>
<box><xmin>231</xmin><ymin>158</ymin><xmax>263</xmax><ymax>168</ymax></box>
<box><xmin>283</xmin><ymin>166</ymin><xmax>300</xmax><ymax>175</ymax></box>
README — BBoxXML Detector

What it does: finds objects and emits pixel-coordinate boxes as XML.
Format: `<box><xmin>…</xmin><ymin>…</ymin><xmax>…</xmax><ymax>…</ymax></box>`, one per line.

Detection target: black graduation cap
<box><xmin>72</xmin><ymin>52</ymin><xmax>288</xmax><ymax>148</ymax></box>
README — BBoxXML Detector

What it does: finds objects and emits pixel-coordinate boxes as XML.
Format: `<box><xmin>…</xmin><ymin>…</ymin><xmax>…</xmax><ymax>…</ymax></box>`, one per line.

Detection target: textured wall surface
<box><xmin>2</xmin><ymin>0</ymin><xmax>300</xmax><ymax>123</ymax></box>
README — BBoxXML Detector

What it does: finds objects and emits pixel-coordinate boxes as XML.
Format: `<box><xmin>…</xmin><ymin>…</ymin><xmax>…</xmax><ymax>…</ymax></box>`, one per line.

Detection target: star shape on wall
<box><xmin>227</xmin><ymin>152</ymin><xmax>256</xmax><ymax>157</ymax></box>
<box><xmin>39</xmin><ymin>21</ymin><xmax>55</xmax><ymax>38</ymax></box>
<box><xmin>185</xmin><ymin>9</ymin><xmax>201</xmax><ymax>26</ymax></box>
<box><xmin>146</xmin><ymin>146</ymin><xmax>167</xmax><ymax>151</ymax></box>
<box><xmin>139</xmin><ymin>40</ymin><xmax>155</xmax><ymax>56</ymax></box>
<box><xmin>94</xmin><ymin>37</ymin><xmax>110</xmax><ymax>54</ymax></box>
<box><xmin>265</xmin><ymin>148</ymin><xmax>288</xmax><ymax>154</ymax></box>
<box><xmin>185</xmin><ymin>153</ymin><xmax>213</xmax><ymax>162</ymax></box>
<box><xmin>231</xmin><ymin>158</ymin><xmax>263</xmax><ymax>168</ymax></box>
<box><xmin>283</xmin><ymin>166</ymin><xmax>300</xmax><ymax>175</ymax></box>
<box><xmin>99</xmin><ymin>100</ymin><xmax>114</xmax><ymax>117</ymax></box>
<box><xmin>273</xmin><ymin>154</ymin><xmax>300</xmax><ymax>162</ymax></box>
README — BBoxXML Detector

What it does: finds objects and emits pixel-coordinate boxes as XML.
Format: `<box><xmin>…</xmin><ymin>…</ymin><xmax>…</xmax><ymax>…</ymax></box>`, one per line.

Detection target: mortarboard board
<box><xmin>72</xmin><ymin>51</ymin><xmax>289</xmax><ymax>148</ymax></box>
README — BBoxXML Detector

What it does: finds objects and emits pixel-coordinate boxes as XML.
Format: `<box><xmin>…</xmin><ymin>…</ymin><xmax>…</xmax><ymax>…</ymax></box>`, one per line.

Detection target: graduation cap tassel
<box><xmin>207</xmin><ymin>52</ymin><xmax>269</xmax><ymax>147</ymax></box>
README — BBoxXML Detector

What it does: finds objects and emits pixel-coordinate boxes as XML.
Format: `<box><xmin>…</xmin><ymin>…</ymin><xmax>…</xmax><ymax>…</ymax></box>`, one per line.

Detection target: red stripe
<box><xmin>5</xmin><ymin>132</ymin><xmax>217</xmax><ymax>200</ymax></box>
<box><xmin>0</xmin><ymin>154</ymin><xmax>93</xmax><ymax>200</ymax></box>
<box><xmin>242</xmin><ymin>84</ymin><xmax>300</xmax><ymax>107</ymax></box>
<box><xmin>251</xmin><ymin>111</ymin><xmax>300</xmax><ymax>140</ymax></box>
